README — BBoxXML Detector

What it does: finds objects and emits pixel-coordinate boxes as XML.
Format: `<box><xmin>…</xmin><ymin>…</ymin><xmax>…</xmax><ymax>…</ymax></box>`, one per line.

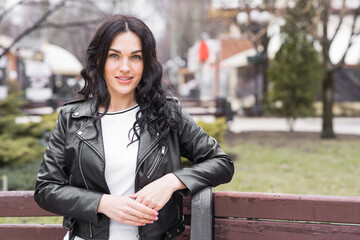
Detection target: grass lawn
<box><xmin>215</xmin><ymin>131</ymin><xmax>360</xmax><ymax>197</ymax></box>
<box><xmin>0</xmin><ymin>216</ymin><xmax>62</xmax><ymax>224</ymax></box>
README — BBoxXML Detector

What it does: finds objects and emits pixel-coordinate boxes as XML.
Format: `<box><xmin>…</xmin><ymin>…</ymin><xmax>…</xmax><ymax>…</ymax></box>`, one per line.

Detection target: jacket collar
<box><xmin>72</xmin><ymin>98</ymin><xmax>159</xmax><ymax>164</ymax></box>
<box><xmin>71</xmin><ymin>98</ymin><xmax>97</xmax><ymax>119</ymax></box>
<box><xmin>72</xmin><ymin>98</ymin><xmax>105</xmax><ymax>159</ymax></box>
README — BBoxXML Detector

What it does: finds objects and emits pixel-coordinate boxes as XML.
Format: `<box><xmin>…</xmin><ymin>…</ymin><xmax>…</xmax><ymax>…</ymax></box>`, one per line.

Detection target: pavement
<box><xmin>193</xmin><ymin>116</ymin><xmax>360</xmax><ymax>135</ymax></box>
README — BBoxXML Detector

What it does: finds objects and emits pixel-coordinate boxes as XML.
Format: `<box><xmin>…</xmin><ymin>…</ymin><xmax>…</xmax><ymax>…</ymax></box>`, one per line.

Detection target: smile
<box><xmin>116</xmin><ymin>76</ymin><xmax>133</xmax><ymax>83</ymax></box>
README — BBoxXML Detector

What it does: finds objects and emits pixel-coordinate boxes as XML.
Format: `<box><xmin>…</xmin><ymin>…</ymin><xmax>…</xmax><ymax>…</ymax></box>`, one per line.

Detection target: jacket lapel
<box><xmin>71</xmin><ymin>98</ymin><xmax>158</xmax><ymax>166</ymax></box>
<box><xmin>137</xmin><ymin>128</ymin><xmax>159</xmax><ymax>164</ymax></box>
<box><xmin>73</xmin><ymin>98</ymin><xmax>106</xmax><ymax>160</ymax></box>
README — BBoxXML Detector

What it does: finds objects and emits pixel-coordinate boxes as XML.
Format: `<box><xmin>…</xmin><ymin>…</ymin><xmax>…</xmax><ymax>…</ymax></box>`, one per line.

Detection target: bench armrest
<box><xmin>191</xmin><ymin>187</ymin><xmax>213</xmax><ymax>240</ymax></box>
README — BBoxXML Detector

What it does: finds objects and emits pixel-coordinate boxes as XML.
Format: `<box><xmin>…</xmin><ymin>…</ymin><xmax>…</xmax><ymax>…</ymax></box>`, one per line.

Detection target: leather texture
<box><xmin>34</xmin><ymin>98</ymin><xmax>234</xmax><ymax>240</ymax></box>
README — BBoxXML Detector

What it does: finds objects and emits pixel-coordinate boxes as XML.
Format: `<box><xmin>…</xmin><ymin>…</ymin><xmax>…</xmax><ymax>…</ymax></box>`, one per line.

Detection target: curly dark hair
<box><xmin>79</xmin><ymin>14</ymin><xmax>180</xmax><ymax>144</ymax></box>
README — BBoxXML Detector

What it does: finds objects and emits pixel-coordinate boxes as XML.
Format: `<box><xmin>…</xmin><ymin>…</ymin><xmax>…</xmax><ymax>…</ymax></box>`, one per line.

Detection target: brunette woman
<box><xmin>35</xmin><ymin>14</ymin><xmax>234</xmax><ymax>240</ymax></box>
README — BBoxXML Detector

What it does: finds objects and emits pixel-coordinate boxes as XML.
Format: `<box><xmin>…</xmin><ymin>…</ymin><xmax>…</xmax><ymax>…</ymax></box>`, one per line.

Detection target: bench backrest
<box><xmin>213</xmin><ymin>191</ymin><xmax>360</xmax><ymax>240</ymax></box>
<box><xmin>0</xmin><ymin>190</ymin><xmax>198</xmax><ymax>240</ymax></box>
<box><xmin>1</xmin><ymin>190</ymin><xmax>360</xmax><ymax>240</ymax></box>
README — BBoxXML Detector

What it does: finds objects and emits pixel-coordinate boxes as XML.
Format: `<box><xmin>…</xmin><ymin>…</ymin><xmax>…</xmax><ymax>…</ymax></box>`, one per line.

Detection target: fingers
<box><xmin>129</xmin><ymin>201</ymin><xmax>158</xmax><ymax>220</ymax></box>
<box><xmin>120</xmin><ymin>206</ymin><xmax>157</xmax><ymax>225</ymax></box>
<box><xmin>134</xmin><ymin>195</ymin><xmax>164</xmax><ymax>212</ymax></box>
<box><xmin>98</xmin><ymin>195</ymin><xmax>158</xmax><ymax>226</ymax></box>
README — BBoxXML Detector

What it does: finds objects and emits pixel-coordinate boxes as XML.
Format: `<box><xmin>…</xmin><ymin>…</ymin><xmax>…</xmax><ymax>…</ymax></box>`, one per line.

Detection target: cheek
<box><xmin>137</xmin><ymin>63</ymin><xmax>144</xmax><ymax>76</ymax></box>
<box><xmin>104</xmin><ymin>62</ymin><xmax>111</xmax><ymax>76</ymax></box>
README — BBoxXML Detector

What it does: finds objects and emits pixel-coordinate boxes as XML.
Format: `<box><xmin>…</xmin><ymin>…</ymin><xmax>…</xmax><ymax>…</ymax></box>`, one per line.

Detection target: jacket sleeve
<box><xmin>34</xmin><ymin>107</ymin><xmax>103</xmax><ymax>224</ymax></box>
<box><xmin>172</xmin><ymin>107</ymin><xmax>234</xmax><ymax>195</ymax></box>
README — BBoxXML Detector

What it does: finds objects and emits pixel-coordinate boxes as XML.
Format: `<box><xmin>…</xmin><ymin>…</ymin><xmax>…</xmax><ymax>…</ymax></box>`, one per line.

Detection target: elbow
<box><xmin>222</xmin><ymin>155</ymin><xmax>235</xmax><ymax>184</ymax></box>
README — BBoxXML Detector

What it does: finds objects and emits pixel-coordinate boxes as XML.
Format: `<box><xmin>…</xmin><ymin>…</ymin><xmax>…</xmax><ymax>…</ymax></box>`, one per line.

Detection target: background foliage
<box><xmin>0</xmin><ymin>94</ymin><xmax>57</xmax><ymax>189</ymax></box>
<box><xmin>266</xmin><ymin>0</ymin><xmax>323</xmax><ymax>131</ymax></box>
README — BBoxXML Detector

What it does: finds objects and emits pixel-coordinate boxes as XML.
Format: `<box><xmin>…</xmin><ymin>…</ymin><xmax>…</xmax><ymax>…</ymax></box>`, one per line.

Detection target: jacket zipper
<box><xmin>135</xmin><ymin>139</ymin><xmax>160</xmax><ymax>240</ymax></box>
<box><xmin>78</xmin><ymin>141</ymin><xmax>93</xmax><ymax>238</ymax></box>
<box><xmin>147</xmin><ymin>145</ymin><xmax>166</xmax><ymax>179</ymax></box>
<box><xmin>78</xmin><ymin>141</ymin><xmax>88</xmax><ymax>189</ymax></box>
<box><xmin>135</xmin><ymin>141</ymin><xmax>159</xmax><ymax>176</ymax></box>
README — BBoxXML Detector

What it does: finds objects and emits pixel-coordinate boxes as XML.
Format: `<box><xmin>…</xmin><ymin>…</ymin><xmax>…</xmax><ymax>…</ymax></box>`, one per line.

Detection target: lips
<box><xmin>116</xmin><ymin>76</ymin><xmax>133</xmax><ymax>84</ymax></box>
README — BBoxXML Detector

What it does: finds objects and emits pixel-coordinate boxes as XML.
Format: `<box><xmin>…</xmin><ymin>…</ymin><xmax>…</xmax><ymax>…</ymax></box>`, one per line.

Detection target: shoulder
<box><xmin>60</xmin><ymin>97</ymin><xmax>93</xmax><ymax>116</ymax></box>
<box><xmin>63</xmin><ymin>97</ymin><xmax>87</xmax><ymax>107</ymax></box>
<box><xmin>165</xmin><ymin>96</ymin><xmax>196</xmax><ymax>127</ymax></box>
<box><xmin>165</xmin><ymin>96</ymin><xmax>183</xmax><ymax>115</ymax></box>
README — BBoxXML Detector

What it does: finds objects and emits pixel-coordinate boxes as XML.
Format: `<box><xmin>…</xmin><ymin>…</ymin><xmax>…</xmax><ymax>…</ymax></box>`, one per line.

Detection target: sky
<box><xmin>267</xmin><ymin>14</ymin><xmax>360</xmax><ymax>65</ymax></box>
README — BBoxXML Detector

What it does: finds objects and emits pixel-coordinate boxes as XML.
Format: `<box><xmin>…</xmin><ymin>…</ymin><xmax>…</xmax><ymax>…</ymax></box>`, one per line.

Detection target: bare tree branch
<box><xmin>320</xmin><ymin>0</ymin><xmax>331</xmax><ymax>66</ymax></box>
<box><xmin>329</xmin><ymin>0</ymin><xmax>346</xmax><ymax>45</ymax></box>
<box><xmin>334</xmin><ymin>6</ymin><xmax>360</xmax><ymax>69</ymax></box>
<box><xmin>85</xmin><ymin>0</ymin><xmax>109</xmax><ymax>17</ymax></box>
<box><xmin>41</xmin><ymin>18</ymin><xmax>104</xmax><ymax>29</ymax></box>
<box><xmin>0</xmin><ymin>0</ymin><xmax>25</xmax><ymax>23</ymax></box>
<box><xmin>0</xmin><ymin>1</ymin><xmax>65</xmax><ymax>59</ymax></box>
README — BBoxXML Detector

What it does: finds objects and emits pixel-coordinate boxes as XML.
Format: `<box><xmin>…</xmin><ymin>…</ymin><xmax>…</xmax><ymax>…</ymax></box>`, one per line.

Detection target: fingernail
<box><xmin>149</xmin><ymin>221</ymin><xmax>154</xmax><ymax>224</ymax></box>
<box><xmin>141</xmin><ymin>223</ymin><xmax>145</xmax><ymax>226</ymax></box>
<box><xmin>154</xmin><ymin>217</ymin><xmax>158</xmax><ymax>220</ymax></box>
<box><xmin>154</xmin><ymin>211</ymin><xmax>159</xmax><ymax>216</ymax></box>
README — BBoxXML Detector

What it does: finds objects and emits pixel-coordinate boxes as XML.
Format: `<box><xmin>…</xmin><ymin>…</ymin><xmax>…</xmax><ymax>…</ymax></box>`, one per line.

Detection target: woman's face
<box><xmin>104</xmin><ymin>31</ymin><xmax>143</xmax><ymax>102</ymax></box>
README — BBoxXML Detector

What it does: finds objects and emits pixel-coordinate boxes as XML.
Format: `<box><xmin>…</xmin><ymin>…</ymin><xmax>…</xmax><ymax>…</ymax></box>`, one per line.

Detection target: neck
<box><xmin>100</xmin><ymin>95</ymin><xmax>137</xmax><ymax>112</ymax></box>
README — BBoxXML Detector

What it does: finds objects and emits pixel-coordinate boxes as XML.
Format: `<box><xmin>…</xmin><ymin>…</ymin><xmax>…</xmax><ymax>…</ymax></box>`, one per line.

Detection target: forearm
<box><xmin>165</xmin><ymin>173</ymin><xmax>186</xmax><ymax>192</ymax></box>
<box><xmin>35</xmin><ymin>183</ymin><xmax>103</xmax><ymax>223</ymax></box>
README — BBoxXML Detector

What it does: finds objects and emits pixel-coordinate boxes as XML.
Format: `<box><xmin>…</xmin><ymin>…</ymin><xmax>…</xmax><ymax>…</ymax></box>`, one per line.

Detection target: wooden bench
<box><xmin>1</xmin><ymin>188</ymin><xmax>360</xmax><ymax>239</ymax></box>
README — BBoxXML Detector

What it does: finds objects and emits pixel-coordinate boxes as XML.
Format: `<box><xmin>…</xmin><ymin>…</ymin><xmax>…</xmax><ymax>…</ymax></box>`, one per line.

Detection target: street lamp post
<box><xmin>247</xmin><ymin>53</ymin><xmax>267</xmax><ymax>115</ymax></box>
<box><xmin>236</xmin><ymin>9</ymin><xmax>271</xmax><ymax>116</ymax></box>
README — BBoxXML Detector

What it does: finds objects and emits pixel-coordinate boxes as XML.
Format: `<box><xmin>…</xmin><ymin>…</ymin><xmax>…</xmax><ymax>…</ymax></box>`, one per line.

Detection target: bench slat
<box><xmin>214</xmin><ymin>219</ymin><xmax>360</xmax><ymax>240</ymax></box>
<box><xmin>0</xmin><ymin>224</ymin><xmax>66</xmax><ymax>240</ymax></box>
<box><xmin>0</xmin><ymin>191</ymin><xmax>56</xmax><ymax>217</ymax></box>
<box><xmin>0</xmin><ymin>225</ymin><xmax>191</xmax><ymax>240</ymax></box>
<box><xmin>214</xmin><ymin>191</ymin><xmax>360</xmax><ymax>224</ymax></box>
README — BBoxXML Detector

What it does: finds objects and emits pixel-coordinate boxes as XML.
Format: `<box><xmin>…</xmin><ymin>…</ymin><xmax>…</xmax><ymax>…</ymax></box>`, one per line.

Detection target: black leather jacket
<box><xmin>34</xmin><ymin>98</ymin><xmax>234</xmax><ymax>240</ymax></box>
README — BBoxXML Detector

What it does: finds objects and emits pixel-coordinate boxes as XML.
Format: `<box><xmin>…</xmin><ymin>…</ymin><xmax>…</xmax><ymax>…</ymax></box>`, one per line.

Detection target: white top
<box><xmin>65</xmin><ymin>105</ymin><xmax>139</xmax><ymax>240</ymax></box>
<box><xmin>101</xmin><ymin>104</ymin><xmax>139</xmax><ymax>239</ymax></box>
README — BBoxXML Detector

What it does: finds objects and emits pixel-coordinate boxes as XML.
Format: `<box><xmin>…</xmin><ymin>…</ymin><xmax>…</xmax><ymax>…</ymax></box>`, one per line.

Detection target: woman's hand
<box><xmin>97</xmin><ymin>195</ymin><xmax>158</xmax><ymax>226</ymax></box>
<box><xmin>130</xmin><ymin>173</ymin><xmax>186</xmax><ymax>212</ymax></box>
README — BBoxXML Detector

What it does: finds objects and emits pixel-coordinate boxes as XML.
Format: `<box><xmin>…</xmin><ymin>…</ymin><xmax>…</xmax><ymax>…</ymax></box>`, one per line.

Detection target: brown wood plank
<box><xmin>0</xmin><ymin>191</ymin><xmax>56</xmax><ymax>217</ymax></box>
<box><xmin>214</xmin><ymin>219</ymin><xmax>360</xmax><ymax>240</ymax></box>
<box><xmin>214</xmin><ymin>191</ymin><xmax>360</xmax><ymax>224</ymax></box>
<box><xmin>182</xmin><ymin>196</ymin><xmax>191</xmax><ymax>216</ymax></box>
<box><xmin>0</xmin><ymin>224</ymin><xmax>66</xmax><ymax>240</ymax></box>
<box><xmin>0</xmin><ymin>225</ymin><xmax>189</xmax><ymax>240</ymax></box>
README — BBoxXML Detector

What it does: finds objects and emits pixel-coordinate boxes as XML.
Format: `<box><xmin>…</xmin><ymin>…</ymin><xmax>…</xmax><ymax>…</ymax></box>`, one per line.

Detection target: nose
<box><xmin>119</xmin><ymin>58</ymin><xmax>130</xmax><ymax>72</ymax></box>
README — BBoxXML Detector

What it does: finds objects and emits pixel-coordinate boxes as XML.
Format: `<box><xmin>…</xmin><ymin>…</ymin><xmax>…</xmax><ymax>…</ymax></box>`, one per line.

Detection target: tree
<box><xmin>311</xmin><ymin>0</ymin><xmax>359</xmax><ymax>138</ymax></box>
<box><xmin>0</xmin><ymin>93</ymin><xmax>57</xmax><ymax>167</ymax></box>
<box><xmin>267</xmin><ymin>0</ymin><xmax>322</xmax><ymax>131</ymax></box>
<box><xmin>0</xmin><ymin>0</ymin><xmax>116</xmax><ymax>61</ymax></box>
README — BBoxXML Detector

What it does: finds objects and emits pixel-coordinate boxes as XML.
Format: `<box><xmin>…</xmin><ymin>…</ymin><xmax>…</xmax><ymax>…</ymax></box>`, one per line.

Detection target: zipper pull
<box><xmin>146</xmin><ymin>145</ymin><xmax>166</xmax><ymax>179</ymax></box>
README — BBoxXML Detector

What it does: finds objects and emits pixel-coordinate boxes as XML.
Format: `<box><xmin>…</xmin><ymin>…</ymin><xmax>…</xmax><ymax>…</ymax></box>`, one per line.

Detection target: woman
<box><xmin>34</xmin><ymin>14</ymin><xmax>234</xmax><ymax>240</ymax></box>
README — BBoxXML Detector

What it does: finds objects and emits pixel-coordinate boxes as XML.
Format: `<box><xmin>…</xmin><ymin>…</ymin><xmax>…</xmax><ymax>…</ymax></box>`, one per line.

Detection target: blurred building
<box><xmin>0</xmin><ymin>35</ymin><xmax>83</xmax><ymax>112</ymax></box>
<box><xmin>180</xmin><ymin>2</ymin><xmax>360</xmax><ymax>116</ymax></box>
<box><xmin>0</xmin><ymin>35</ymin><xmax>17</xmax><ymax>100</ymax></box>
<box><xmin>181</xmin><ymin>36</ymin><xmax>258</xmax><ymax>114</ymax></box>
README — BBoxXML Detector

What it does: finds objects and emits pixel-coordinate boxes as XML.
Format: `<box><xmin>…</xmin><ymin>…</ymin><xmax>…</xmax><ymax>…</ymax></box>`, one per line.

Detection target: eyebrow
<box><xmin>109</xmin><ymin>48</ymin><xmax>142</xmax><ymax>54</ymax></box>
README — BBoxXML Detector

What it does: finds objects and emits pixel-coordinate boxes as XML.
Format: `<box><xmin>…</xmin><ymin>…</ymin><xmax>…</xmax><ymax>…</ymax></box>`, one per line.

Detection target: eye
<box><xmin>109</xmin><ymin>53</ymin><xmax>119</xmax><ymax>59</ymax></box>
<box><xmin>131</xmin><ymin>55</ymin><xmax>142</xmax><ymax>60</ymax></box>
